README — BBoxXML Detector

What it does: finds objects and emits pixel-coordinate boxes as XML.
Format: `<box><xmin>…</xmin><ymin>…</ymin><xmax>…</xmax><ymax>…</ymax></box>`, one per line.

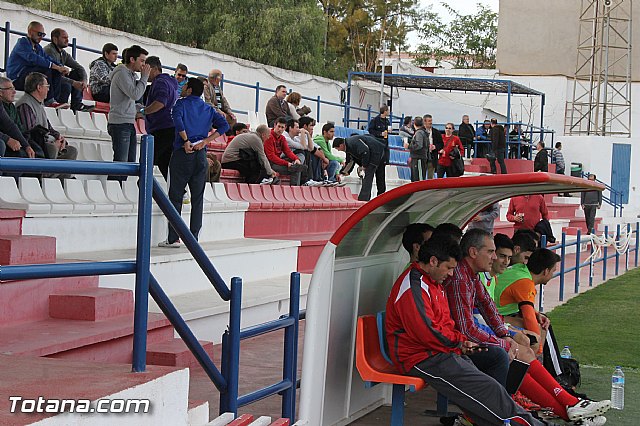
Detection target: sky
<box><xmin>407</xmin><ymin>0</ymin><xmax>499</xmax><ymax>46</ymax></box>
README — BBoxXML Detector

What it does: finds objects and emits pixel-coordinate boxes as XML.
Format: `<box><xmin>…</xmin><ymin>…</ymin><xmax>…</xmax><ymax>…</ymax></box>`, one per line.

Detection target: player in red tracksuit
<box><xmin>386</xmin><ymin>236</ymin><xmax>552</xmax><ymax>426</ymax></box>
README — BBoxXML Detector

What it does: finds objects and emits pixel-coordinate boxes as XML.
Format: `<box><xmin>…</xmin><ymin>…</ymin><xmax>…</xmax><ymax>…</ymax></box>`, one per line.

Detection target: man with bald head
<box><xmin>6</xmin><ymin>21</ymin><xmax>68</xmax><ymax>106</ymax></box>
<box><xmin>204</xmin><ymin>69</ymin><xmax>236</xmax><ymax>133</ymax></box>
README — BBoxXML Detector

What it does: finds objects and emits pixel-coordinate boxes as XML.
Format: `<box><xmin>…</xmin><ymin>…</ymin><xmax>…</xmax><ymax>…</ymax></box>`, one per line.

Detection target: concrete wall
<box><xmin>497</xmin><ymin>0</ymin><xmax>640</xmax><ymax>80</ymax></box>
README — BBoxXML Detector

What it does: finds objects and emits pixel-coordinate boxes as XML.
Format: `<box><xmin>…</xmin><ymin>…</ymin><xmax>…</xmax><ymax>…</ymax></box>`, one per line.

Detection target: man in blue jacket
<box><xmin>6</xmin><ymin>21</ymin><xmax>68</xmax><ymax>106</ymax></box>
<box><xmin>158</xmin><ymin>77</ymin><xmax>229</xmax><ymax>248</ymax></box>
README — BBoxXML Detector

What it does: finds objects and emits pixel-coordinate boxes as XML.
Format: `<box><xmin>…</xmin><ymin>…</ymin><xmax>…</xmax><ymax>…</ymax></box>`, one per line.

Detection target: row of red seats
<box><xmin>224</xmin><ymin>183</ymin><xmax>362</xmax><ymax>211</ymax></box>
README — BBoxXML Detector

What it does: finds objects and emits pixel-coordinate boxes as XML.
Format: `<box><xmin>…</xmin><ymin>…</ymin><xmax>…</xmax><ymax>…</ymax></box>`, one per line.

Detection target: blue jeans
<box><xmin>13</xmin><ymin>66</ymin><xmax>61</xmax><ymax>104</ymax></box>
<box><xmin>327</xmin><ymin>160</ymin><xmax>340</xmax><ymax>182</ymax></box>
<box><xmin>108</xmin><ymin>123</ymin><xmax>137</xmax><ymax>162</ymax></box>
<box><xmin>55</xmin><ymin>68</ymin><xmax>84</xmax><ymax>110</ymax></box>
<box><xmin>167</xmin><ymin>148</ymin><xmax>207</xmax><ymax>244</ymax></box>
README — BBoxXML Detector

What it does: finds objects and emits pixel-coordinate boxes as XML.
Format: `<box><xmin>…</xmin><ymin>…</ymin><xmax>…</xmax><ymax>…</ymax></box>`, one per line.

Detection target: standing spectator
<box><xmin>16</xmin><ymin>72</ymin><xmax>78</xmax><ymax>177</ymax></box>
<box><xmin>264</xmin><ymin>117</ymin><xmax>304</xmax><ymax>185</ymax></box>
<box><xmin>108</xmin><ymin>45</ymin><xmax>150</xmax><ymax>171</ymax></box>
<box><xmin>467</xmin><ymin>202</ymin><xmax>500</xmax><ymax>234</ymax></box>
<box><xmin>489</xmin><ymin>118</ymin><xmax>507</xmax><ymax>174</ymax></box>
<box><xmin>475</xmin><ymin>119</ymin><xmax>491</xmax><ymax>158</ymax></box>
<box><xmin>458</xmin><ymin>115</ymin><xmax>475</xmax><ymax>158</ymax></box>
<box><xmin>368</xmin><ymin>105</ymin><xmax>390</xmax><ymax>140</ymax></box>
<box><xmin>438</xmin><ymin>122</ymin><xmax>464</xmax><ymax>178</ymax></box>
<box><xmin>333</xmin><ymin>134</ymin><xmax>386</xmax><ymax>201</ymax></box>
<box><xmin>407</xmin><ymin>116</ymin><xmax>428</xmax><ymax>182</ymax></box>
<box><xmin>6</xmin><ymin>21</ymin><xmax>68</xmax><ymax>106</ymax></box>
<box><xmin>222</xmin><ymin>124</ymin><xmax>278</xmax><ymax>184</ymax></box>
<box><xmin>89</xmin><ymin>43</ymin><xmax>118</xmax><ymax>103</ymax></box>
<box><xmin>506</xmin><ymin>195</ymin><xmax>549</xmax><ymax>232</ymax></box>
<box><xmin>552</xmin><ymin>142</ymin><xmax>565</xmax><ymax>175</ymax></box>
<box><xmin>174</xmin><ymin>63</ymin><xmax>188</xmax><ymax>97</ymax></box>
<box><xmin>0</xmin><ymin>76</ymin><xmax>35</xmax><ymax>160</ymax></box>
<box><xmin>285</xmin><ymin>92</ymin><xmax>311</xmax><ymax>120</ymax></box>
<box><xmin>159</xmin><ymin>77</ymin><xmax>229</xmax><ymax>248</ymax></box>
<box><xmin>265</xmin><ymin>85</ymin><xmax>290</xmax><ymax>127</ymax></box>
<box><xmin>204</xmin><ymin>69</ymin><xmax>237</xmax><ymax>132</ymax></box>
<box><xmin>423</xmin><ymin>114</ymin><xmax>443</xmax><ymax>179</ymax></box>
<box><xmin>141</xmin><ymin>56</ymin><xmax>178</xmax><ymax>181</ymax></box>
<box><xmin>534</xmin><ymin>141</ymin><xmax>549</xmax><ymax>172</ymax></box>
<box><xmin>581</xmin><ymin>173</ymin><xmax>602</xmax><ymax>234</ymax></box>
<box><xmin>43</xmin><ymin>28</ymin><xmax>93</xmax><ymax>112</ymax></box>
<box><xmin>398</xmin><ymin>116</ymin><xmax>414</xmax><ymax>139</ymax></box>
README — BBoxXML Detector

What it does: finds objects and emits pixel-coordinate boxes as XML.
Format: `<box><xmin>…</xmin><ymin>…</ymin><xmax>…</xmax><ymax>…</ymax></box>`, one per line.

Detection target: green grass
<box><xmin>547</xmin><ymin>268</ymin><xmax>640</xmax><ymax>425</ymax></box>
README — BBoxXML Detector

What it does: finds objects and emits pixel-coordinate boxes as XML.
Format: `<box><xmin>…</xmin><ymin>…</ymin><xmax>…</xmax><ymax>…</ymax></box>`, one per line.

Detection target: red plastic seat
<box><xmin>260</xmin><ymin>185</ymin><xmax>289</xmax><ymax>209</ymax></box>
<box><xmin>249</xmin><ymin>184</ymin><xmax>281</xmax><ymax>209</ymax></box>
<box><xmin>282</xmin><ymin>186</ymin><xmax>312</xmax><ymax>208</ymax></box>
<box><xmin>317</xmin><ymin>187</ymin><xmax>341</xmax><ymax>208</ymax></box>
<box><xmin>271</xmin><ymin>185</ymin><xmax>303</xmax><ymax>209</ymax></box>
<box><xmin>301</xmin><ymin>186</ymin><xmax>331</xmax><ymax>209</ymax></box>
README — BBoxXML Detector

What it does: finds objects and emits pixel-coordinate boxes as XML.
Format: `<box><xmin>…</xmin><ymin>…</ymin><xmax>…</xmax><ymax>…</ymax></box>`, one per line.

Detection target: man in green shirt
<box><xmin>313</xmin><ymin>122</ymin><xmax>344</xmax><ymax>181</ymax></box>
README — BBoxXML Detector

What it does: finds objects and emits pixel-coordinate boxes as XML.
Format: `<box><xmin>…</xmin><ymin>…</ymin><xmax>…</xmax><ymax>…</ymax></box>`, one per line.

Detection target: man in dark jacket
<box><xmin>265</xmin><ymin>85</ymin><xmax>290</xmax><ymax>127</ymax></box>
<box><xmin>423</xmin><ymin>114</ymin><xmax>443</xmax><ymax>179</ymax></box>
<box><xmin>407</xmin><ymin>116</ymin><xmax>428</xmax><ymax>181</ymax></box>
<box><xmin>581</xmin><ymin>174</ymin><xmax>602</xmax><ymax>234</ymax></box>
<box><xmin>534</xmin><ymin>141</ymin><xmax>549</xmax><ymax>172</ymax></box>
<box><xmin>489</xmin><ymin>118</ymin><xmax>507</xmax><ymax>174</ymax></box>
<box><xmin>368</xmin><ymin>105</ymin><xmax>391</xmax><ymax>167</ymax></box>
<box><xmin>458</xmin><ymin>115</ymin><xmax>476</xmax><ymax>158</ymax></box>
<box><xmin>334</xmin><ymin>135</ymin><xmax>386</xmax><ymax>201</ymax></box>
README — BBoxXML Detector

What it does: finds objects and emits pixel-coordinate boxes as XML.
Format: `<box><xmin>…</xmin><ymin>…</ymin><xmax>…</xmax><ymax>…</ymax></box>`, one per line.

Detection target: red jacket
<box><xmin>385</xmin><ymin>264</ymin><xmax>465</xmax><ymax>374</ymax></box>
<box><xmin>506</xmin><ymin>195</ymin><xmax>549</xmax><ymax>231</ymax></box>
<box><xmin>264</xmin><ymin>129</ymin><xmax>298</xmax><ymax>166</ymax></box>
<box><xmin>438</xmin><ymin>135</ymin><xmax>464</xmax><ymax>167</ymax></box>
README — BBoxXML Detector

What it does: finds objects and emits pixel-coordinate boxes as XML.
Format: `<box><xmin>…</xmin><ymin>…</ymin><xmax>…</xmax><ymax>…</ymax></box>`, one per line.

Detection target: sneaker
<box><xmin>573</xmin><ymin>416</ymin><xmax>607</xmax><ymax>426</ymax></box>
<box><xmin>158</xmin><ymin>240</ymin><xmax>181</xmax><ymax>248</ymax></box>
<box><xmin>73</xmin><ymin>104</ymin><xmax>95</xmax><ymax>113</ymax></box>
<box><xmin>303</xmin><ymin>180</ymin><xmax>322</xmax><ymax>187</ymax></box>
<box><xmin>271</xmin><ymin>176</ymin><xmax>281</xmax><ymax>185</ymax></box>
<box><xmin>567</xmin><ymin>399</ymin><xmax>611</xmax><ymax>421</ymax></box>
<box><xmin>260</xmin><ymin>177</ymin><xmax>274</xmax><ymax>185</ymax></box>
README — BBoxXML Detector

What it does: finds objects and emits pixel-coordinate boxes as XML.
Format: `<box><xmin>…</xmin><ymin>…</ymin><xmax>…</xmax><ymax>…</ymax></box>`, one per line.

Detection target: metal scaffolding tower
<box><xmin>565</xmin><ymin>0</ymin><xmax>632</xmax><ymax>137</ymax></box>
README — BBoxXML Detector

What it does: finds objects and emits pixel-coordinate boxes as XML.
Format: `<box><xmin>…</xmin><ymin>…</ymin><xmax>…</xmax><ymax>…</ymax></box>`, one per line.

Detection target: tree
<box><xmin>414</xmin><ymin>3</ymin><xmax>497</xmax><ymax>69</ymax></box>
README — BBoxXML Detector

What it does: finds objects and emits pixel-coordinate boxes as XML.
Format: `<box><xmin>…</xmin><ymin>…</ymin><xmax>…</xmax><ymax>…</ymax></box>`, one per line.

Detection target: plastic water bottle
<box><xmin>611</xmin><ymin>366</ymin><xmax>625</xmax><ymax>410</ymax></box>
<box><xmin>560</xmin><ymin>346</ymin><xmax>572</xmax><ymax>359</ymax></box>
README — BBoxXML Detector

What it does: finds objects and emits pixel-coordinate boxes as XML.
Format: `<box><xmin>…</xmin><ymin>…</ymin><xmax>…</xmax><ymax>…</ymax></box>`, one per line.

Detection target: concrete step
<box><xmin>0</xmin><ymin>209</ymin><xmax>24</xmax><ymax>235</ymax></box>
<box><xmin>0</xmin><ymin>235</ymin><xmax>56</xmax><ymax>265</ymax></box>
<box><xmin>0</xmin><ymin>312</ymin><xmax>172</xmax><ymax>363</ymax></box>
<box><xmin>146</xmin><ymin>338</ymin><xmax>214</xmax><ymax>368</ymax></box>
<box><xmin>0</xmin><ymin>275</ymin><xmax>99</xmax><ymax>325</ymax></box>
<box><xmin>62</xmin><ymin>238</ymin><xmax>301</xmax><ymax>296</ymax></box>
<box><xmin>49</xmin><ymin>287</ymin><xmax>134</xmax><ymax>321</ymax></box>
<box><xmin>0</xmin><ymin>354</ymin><xmax>188</xmax><ymax>426</ymax></box>
<box><xmin>149</xmin><ymin>274</ymin><xmax>311</xmax><ymax>344</ymax></box>
<box><xmin>188</xmin><ymin>399</ymin><xmax>211</xmax><ymax>426</ymax></box>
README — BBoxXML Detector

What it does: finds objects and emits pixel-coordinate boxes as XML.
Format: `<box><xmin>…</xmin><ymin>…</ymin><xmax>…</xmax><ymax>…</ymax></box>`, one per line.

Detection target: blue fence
<box><xmin>0</xmin><ymin>136</ymin><xmax>300</xmax><ymax>421</ymax></box>
<box><xmin>537</xmin><ymin>222</ymin><xmax>639</xmax><ymax>312</ymax></box>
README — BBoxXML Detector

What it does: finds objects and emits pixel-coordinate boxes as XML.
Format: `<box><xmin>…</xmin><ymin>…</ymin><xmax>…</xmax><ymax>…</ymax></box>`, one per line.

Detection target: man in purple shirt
<box><xmin>141</xmin><ymin>56</ymin><xmax>178</xmax><ymax>180</ymax></box>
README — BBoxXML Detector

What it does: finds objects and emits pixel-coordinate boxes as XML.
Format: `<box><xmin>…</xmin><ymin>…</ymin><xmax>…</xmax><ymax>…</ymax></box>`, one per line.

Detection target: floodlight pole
<box><xmin>379</xmin><ymin>40</ymin><xmax>388</xmax><ymax>108</ymax></box>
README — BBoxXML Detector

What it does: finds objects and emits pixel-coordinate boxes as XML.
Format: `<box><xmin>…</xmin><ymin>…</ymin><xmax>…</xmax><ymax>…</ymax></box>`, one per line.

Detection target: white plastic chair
<box><xmin>42</xmin><ymin>178</ymin><xmax>93</xmax><ymax>214</ymax></box>
<box><xmin>19</xmin><ymin>177</ymin><xmax>72</xmax><ymax>214</ymax></box>
<box><xmin>0</xmin><ymin>176</ymin><xmax>37</xmax><ymax>212</ymax></box>
<box><xmin>102</xmin><ymin>180</ymin><xmax>134</xmax><ymax>212</ymax></box>
<box><xmin>57</xmin><ymin>109</ymin><xmax>85</xmax><ymax>136</ymax></box>
<box><xmin>92</xmin><ymin>112</ymin><xmax>109</xmax><ymax>138</ymax></box>
<box><xmin>84</xmin><ymin>180</ymin><xmax>118</xmax><ymax>213</ymax></box>
<box><xmin>64</xmin><ymin>178</ymin><xmax>109</xmax><ymax>213</ymax></box>
<box><xmin>98</xmin><ymin>144</ymin><xmax>114</xmax><ymax>162</ymax></box>
<box><xmin>75</xmin><ymin>111</ymin><xmax>102</xmax><ymax>138</ymax></box>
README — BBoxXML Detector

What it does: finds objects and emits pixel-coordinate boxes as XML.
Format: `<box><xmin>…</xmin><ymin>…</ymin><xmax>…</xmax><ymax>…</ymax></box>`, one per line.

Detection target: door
<box><xmin>611</xmin><ymin>143</ymin><xmax>631</xmax><ymax>204</ymax></box>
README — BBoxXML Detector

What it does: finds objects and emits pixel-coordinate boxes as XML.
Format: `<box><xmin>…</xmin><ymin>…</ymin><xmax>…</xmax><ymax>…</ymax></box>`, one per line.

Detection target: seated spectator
<box><xmin>507</xmin><ymin>194</ymin><xmax>549</xmax><ymax>232</ymax></box>
<box><xmin>264</xmin><ymin>117</ymin><xmax>303</xmax><ymax>185</ymax></box>
<box><xmin>283</xmin><ymin>118</ymin><xmax>307</xmax><ymax>164</ymax></box>
<box><xmin>432</xmin><ymin>222</ymin><xmax>463</xmax><ymax>243</ymax></box>
<box><xmin>401</xmin><ymin>222</ymin><xmax>434</xmax><ymax>265</ymax></box>
<box><xmin>298</xmin><ymin>116</ymin><xmax>337</xmax><ymax>184</ymax></box>
<box><xmin>89</xmin><ymin>43</ymin><xmax>118</xmax><ymax>103</ymax></box>
<box><xmin>333</xmin><ymin>134</ymin><xmax>386</xmax><ymax>201</ymax></box>
<box><xmin>385</xmin><ymin>236</ymin><xmax>550</xmax><ymax>426</ymax></box>
<box><xmin>221</xmin><ymin>124</ymin><xmax>278</xmax><ymax>184</ymax></box>
<box><xmin>265</xmin><ymin>85</ymin><xmax>290</xmax><ymax>127</ymax></box>
<box><xmin>0</xmin><ymin>76</ymin><xmax>35</xmax><ymax>161</ymax></box>
<box><xmin>7</xmin><ymin>21</ymin><xmax>68</xmax><ymax>107</ymax></box>
<box><xmin>534</xmin><ymin>141</ymin><xmax>549</xmax><ymax>172</ymax></box>
<box><xmin>398</xmin><ymin>116</ymin><xmax>414</xmax><ymax>139</ymax></box>
<box><xmin>313</xmin><ymin>122</ymin><xmax>343</xmax><ymax>183</ymax></box>
<box><xmin>16</xmin><ymin>72</ymin><xmax>78</xmax><ymax>177</ymax></box>
<box><xmin>204</xmin><ymin>69</ymin><xmax>237</xmax><ymax>132</ymax></box>
<box><xmin>285</xmin><ymin>91</ymin><xmax>311</xmax><ymax>120</ymax></box>
<box><xmin>510</xmin><ymin>231</ymin><xmax>538</xmax><ymax>266</ymax></box>
<box><xmin>475</xmin><ymin>119</ymin><xmax>491</xmax><ymax>158</ymax></box>
<box><xmin>438</xmin><ymin>122</ymin><xmax>464</xmax><ymax>177</ymax></box>
<box><xmin>206</xmin><ymin>152</ymin><xmax>221</xmax><ymax>183</ymax></box>
<box><xmin>43</xmin><ymin>28</ymin><xmax>93</xmax><ymax>112</ymax></box>
<box><xmin>174</xmin><ymin>63</ymin><xmax>188</xmax><ymax>97</ymax></box>
<box><xmin>443</xmin><ymin>229</ymin><xmax>611</xmax><ymax>424</ymax></box>
<box><xmin>227</xmin><ymin>122</ymin><xmax>248</xmax><ymax>143</ymax></box>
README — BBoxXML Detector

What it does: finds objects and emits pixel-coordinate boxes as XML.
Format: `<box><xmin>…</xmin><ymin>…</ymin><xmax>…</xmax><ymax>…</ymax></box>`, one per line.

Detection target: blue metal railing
<box><xmin>579</xmin><ymin>171</ymin><xmax>624</xmax><ymax>217</ymax></box>
<box><xmin>0</xmin><ymin>135</ymin><xmax>300</xmax><ymax>421</ymax></box>
<box><xmin>538</xmin><ymin>222</ymin><xmax>639</xmax><ymax>312</ymax></box>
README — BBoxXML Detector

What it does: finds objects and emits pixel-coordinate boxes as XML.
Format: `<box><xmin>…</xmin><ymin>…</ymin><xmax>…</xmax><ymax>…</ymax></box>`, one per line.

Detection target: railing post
<box><xmin>131</xmin><ymin>134</ymin><xmax>154</xmax><ymax>372</ymax></box>
<box><xmin>574</xmin><ymin>229</ymin><xmax>581</xmax><ymax>293</ymax></box>
<box><xmin>71</xmin><ymin>37</ymin><xmax>77</xmax><ymax>59</ymax></box>
<box><xmin>625</xmin><ymin>223</ymin><xmax>630</xmax><ymax>271</ymax></box>
<box><xmin>539</xmin><ymin>235</ymin><xmax>547</xmax><ymax>312</ymax></box>
<box><xmin>254</xmin><ymin>82</ymin><xmax>260</xmax><ymax>113</ymax></box>
<box><xmin>3</xmin><ymin>22</ymin><xmax>10</xmax><ymax>73</ymax></box>
<box><xmin>559</xmin><ymin>232</ymin><xmax>566</xmax><ymax>302</ymax></box>
<box><xmin>316</xmin><ymin>95</ymin><xmax>321</xmax><ymax>123</ymax></box>
<box><xmin>635</xmin><ymin>222</ymin><xmax>639</xmax><ymax>268</ymax></box>
<box><xmin>221</xmin><ymin>277</ymin><xmax>242</xmax><ymax>416</ymax></box>
<box><xmin>282</xmin><ymin>272</ymin><xmax>301</xmax><ymax>421</ymax></box>
<box><xmin>615</xmin><ymin>224</ymin><xmax>621</xmax><ymax>276</ymax></box>
<box><xmin>603</xmin><ymin>225</ymin><xmax>609</xmax><ymax>280</ymax></box>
